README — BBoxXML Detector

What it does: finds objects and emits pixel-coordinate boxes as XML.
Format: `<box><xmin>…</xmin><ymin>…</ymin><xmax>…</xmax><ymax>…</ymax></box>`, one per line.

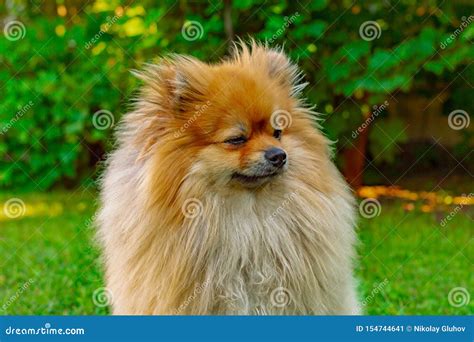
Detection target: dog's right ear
<box><xmin>133</xmin><ymin>57</ymin><xmax>209</xmax><ymax>118</ymax></box>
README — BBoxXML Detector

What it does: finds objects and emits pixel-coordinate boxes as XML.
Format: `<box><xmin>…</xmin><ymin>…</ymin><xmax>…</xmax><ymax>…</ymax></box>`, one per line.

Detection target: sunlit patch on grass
<box><xmin>357</xmin><ymin>186</ymin><xmax>474</xmax><ymax>213</ymax></box>
<box><xmin>0</xmin><ymin>199</ymin><xmax>90</xmax><ymax>222</ymax></box>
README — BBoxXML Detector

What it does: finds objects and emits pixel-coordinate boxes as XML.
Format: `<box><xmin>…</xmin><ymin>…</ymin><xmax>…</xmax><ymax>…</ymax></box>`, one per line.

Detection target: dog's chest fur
<box><xmin>176</xmin><ymin>188</ymin><xmax>356</xmax><ymax>314</ymax></box>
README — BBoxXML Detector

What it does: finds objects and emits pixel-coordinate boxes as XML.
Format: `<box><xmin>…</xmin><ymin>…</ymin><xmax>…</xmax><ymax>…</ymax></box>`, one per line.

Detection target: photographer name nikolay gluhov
<box><xmin>412</xmin><ymin>325</ymin><xmax>466</xmax><ymax>333</ymax></box>
<box><xmin>355</xmin><ymin>324</ymin><xmax>466</xmax><ymax>334</ymax></box>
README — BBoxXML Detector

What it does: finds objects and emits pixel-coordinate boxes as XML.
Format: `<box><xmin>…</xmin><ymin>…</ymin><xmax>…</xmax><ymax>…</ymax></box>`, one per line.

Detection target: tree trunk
<box><xmin>223</xmin><ymin>0</ymin><xmax>234</xmax><ymax>44</ymax></box>
<box><xmin>343</xmin><ymin>109</ymin><xmax>371</xmax><ymax>189</ymax></box>
<box><xmin>342</xmin><ymin>92</ymin><xmax>375</xmax><ymax>189</ymax></box>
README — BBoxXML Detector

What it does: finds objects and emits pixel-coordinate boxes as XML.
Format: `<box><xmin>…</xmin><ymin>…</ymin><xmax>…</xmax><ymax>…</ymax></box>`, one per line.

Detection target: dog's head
<box><xmin>135</xmin><ymin>42</ymin><xmax>331</xmax><ymax>192</ymax></box>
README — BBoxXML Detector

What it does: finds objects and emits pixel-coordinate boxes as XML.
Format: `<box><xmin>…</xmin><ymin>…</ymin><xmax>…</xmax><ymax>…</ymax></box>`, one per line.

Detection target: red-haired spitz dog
<box><xmin>97</xmin><ymin>42</ymin><xmax>360</xmax><ymax>315</ymax></box>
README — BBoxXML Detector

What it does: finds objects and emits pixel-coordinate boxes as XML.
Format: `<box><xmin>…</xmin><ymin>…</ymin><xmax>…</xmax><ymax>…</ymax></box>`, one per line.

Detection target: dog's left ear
<box><xmin>167</xmin><ymin>57</ymin><xmax>210</xmax><ymax>117</ymax></box>
<box><xmin>265</xmin><ymin>49</ymin><xmax>307</xmax><ymax>97</ymax></box>
<box><xmin>133</xmin><ymin>56</ymin><xmax>209</xmax><ymax>118</ymax></box>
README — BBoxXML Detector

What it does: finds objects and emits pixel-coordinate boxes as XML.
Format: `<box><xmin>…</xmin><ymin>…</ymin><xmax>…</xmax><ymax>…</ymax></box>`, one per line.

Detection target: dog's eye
<box><xmin>224</xmin><ymin>136</ymin><xmax>247</xmax><ymax>145</ymax></box>
<box><xmin>273</xmin><ymin>129</ymin><xmax>282</xmax><ymax>140</ymax></box>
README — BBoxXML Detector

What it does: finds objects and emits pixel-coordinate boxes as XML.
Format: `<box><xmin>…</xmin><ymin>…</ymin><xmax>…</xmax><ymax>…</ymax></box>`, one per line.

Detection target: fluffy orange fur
<box><xmin>97</xmin><ymin>42</ymin><xmax>360</xmax><ymax>315</ymax></box>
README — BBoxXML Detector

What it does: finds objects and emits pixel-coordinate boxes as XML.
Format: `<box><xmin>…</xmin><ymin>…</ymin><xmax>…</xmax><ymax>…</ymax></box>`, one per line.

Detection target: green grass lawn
<box><xmin>0</xmin><ymin>190</ymin><xmax>472</xmax><ymax>315</ymax></box>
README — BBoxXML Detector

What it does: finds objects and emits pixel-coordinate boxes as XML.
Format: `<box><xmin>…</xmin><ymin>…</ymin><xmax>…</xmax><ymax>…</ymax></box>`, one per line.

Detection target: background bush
<box><xmin>1</xmin><ymin>0</ymin><xmax>472</xmax><ymax>190</ymax></box>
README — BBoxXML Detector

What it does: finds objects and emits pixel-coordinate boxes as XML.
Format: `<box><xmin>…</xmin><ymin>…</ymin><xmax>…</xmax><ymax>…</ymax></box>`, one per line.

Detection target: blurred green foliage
<box><xmin>0</xmin><ymin>0</ymin><xmax>472</xmax><ymax>189</ymax></box>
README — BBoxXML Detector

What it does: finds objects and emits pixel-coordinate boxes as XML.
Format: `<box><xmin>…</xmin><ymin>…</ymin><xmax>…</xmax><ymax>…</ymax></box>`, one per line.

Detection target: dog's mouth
<box><xmin>231</xmin><ymin>171</ymin><xmax>280</xmax><ymax>187</ymax></box>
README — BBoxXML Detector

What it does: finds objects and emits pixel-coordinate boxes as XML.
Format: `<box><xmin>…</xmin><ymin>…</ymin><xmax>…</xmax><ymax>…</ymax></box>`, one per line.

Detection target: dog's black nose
<box><xmin>264</xmin><ymin>147</ymin><xmax>287</xmax><ymax>168</ymax></box>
